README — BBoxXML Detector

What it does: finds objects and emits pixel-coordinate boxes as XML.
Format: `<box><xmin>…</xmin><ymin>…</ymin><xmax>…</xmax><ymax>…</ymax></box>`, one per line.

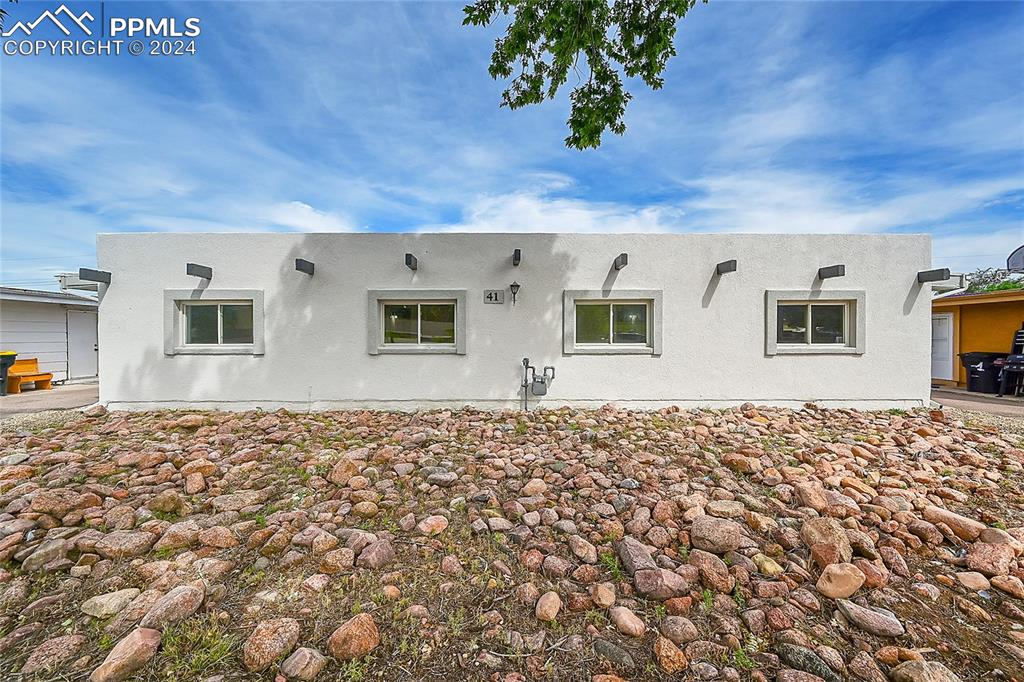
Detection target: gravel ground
<box><xmin>4</xmin><ymin>404</ymin><xmax>1023</xmax><ymax>439</ymax></box>
<box><xmin>4</xmin><ymin>403</ymin><xmax>1023</xmax><ymax>442</ymax></box>
<box><xmin>0</xmin><ymin>408</ymin><xmax>87</xmax><ymax>433</ymax></box>
<box><xmin>942</xmin><ymin>405</ymin><xmax>1024</xmax><ymax>438</ymax></box>
<box><xmin>2</xmin><ymin>404</ymin><xmax>1024</xmax><ymax>681</ymax></box>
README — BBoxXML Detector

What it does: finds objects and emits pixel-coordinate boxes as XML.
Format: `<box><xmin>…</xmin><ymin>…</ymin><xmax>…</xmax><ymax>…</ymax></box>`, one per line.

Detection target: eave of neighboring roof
<box><xmin>932</xmin><ymin>288</ymin><xmax>1024</xmax><ymax>307</ymax></box>
<box><xmin>0</xmin><ymin>286</ymin><xmax>99</xmax><ymax>307</ymax></box>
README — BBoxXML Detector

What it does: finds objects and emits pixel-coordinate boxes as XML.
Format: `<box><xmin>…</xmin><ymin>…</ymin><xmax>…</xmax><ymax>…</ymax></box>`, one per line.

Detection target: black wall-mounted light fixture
<box><xmin>512</xmin><ymin>248</ymin><xmax>521</xmax><ymax>267</ymax></box>
<box><xmin>817</xmin><ymin>264</ymin><xmax>845</xmax><ymax>280</ymax></box>
<box><xmin>613</xmin><ymin>253</ymin><xmax>628</xmax><ymax>270</ymax></box>
<box><xmin>186</xmin><ymin>263</ymin><xmax>213</xmax><ymax>280</ymax></box>
<box><xmin>715</xmin><ymin>259</ymin><xmax>737</xmax><ymax>275</ymax></box>
<box><xmin>405</xmin><ymin>253</ymin><xmax>418</xmax><ymax>271</ymax></box>
<box><xmin>78</xmin><ymin>268</ymin><xmax>111</xmax><ymax>284</ymax></box>
<box><xmin>917</xmin><ymin>268</ymin><xmax>950</xmax><ymax>284</ymax></box>
<box><xmin>295</xmin><ymin>258</ymin><xmax>315</xmax><ymax>276</ymax></box>
<box><xmin>509</xmin><ymin>281</ymin><xmax>521</xmax><ymax>305</ymax></box>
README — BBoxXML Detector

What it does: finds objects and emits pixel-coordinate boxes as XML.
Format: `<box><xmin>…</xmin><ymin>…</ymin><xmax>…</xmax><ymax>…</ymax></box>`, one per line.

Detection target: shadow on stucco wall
<box><xmin>104</xmin><ymin>232</ymin><xmax>581</xmax><ymax>412</ymax></box>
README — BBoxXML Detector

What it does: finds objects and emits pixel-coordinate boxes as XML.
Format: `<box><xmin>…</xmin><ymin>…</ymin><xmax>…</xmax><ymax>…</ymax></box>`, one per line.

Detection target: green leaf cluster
<box><xmin>464</xmin><ymin>0</ymin><xmax>705</xmax><ymax>149</ymax></box>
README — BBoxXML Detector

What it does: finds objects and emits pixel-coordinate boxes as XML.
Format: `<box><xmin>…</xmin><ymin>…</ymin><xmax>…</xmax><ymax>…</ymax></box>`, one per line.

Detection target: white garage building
<box><xmin>95</xmin><ymin>232</ymin><xmax>937</xmax><ymax>411</ymax></box>
<box><xmin>0</xmin><ymin>287</ymin><xmax>99</xmax><ymax>383</ymax></box>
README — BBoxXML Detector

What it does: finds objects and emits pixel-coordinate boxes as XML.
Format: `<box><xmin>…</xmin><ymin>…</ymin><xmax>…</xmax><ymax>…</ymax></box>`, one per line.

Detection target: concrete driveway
<box><xmin>932</xmin><ymin>387</ymin><xmax>1024</xmax><ymax>418</ymax></box>
<box><xmin>0</xmin><ymin>382</ymin><xmax>99</xmax><ymax>417</ymax></box>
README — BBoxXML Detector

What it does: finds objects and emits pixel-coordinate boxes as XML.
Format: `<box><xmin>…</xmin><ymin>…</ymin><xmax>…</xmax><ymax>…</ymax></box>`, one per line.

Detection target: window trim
<box><xmin>163</xmin><ymin>289</ymin><xmax>265</xmax><ymax>356</ymax></box>
<box><xmin>381</xmin><ymin>301</ymin><xmax>457</xmax><ymax>348</ymax></box>
<box><xmin>765</xmin><ymin>290</ymin><xmax>865</xmax><ymax>356</ymax></box>
<box><xmin>574</xmin><ymin>300</ymin><xmax>652</xmax><ymax>347</ymax></box>
<box><xmin>182</xmin><ymin>301</ymin><xmax>256</xmax><ymax>346</ymax></box>
<box><xmin>563</xmin><ymin>290</ymin><xmax>663</xmax><ymax>355</ymax></box>
<box><xmin>367</xmin><ymin>289</ymin><xmax>467</xmax><ymax>355</ymax></box>
<box><xmin>776</xmin><ymin>301</ymin><xmax>849</xmax><ymax>346</ymax></box>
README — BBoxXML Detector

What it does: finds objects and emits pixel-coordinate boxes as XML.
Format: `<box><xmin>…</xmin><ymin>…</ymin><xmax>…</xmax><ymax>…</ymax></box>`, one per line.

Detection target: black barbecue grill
<box><xmin>996</xmin><ymin>325</ymin><xmax>1024</xmax><ymax>397</ymax></box>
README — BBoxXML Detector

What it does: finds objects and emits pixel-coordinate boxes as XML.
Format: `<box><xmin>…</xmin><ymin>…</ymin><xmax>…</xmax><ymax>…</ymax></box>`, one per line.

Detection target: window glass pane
<box><xmin>777</xmin><ymin>305</ymin><xmax>808</xmax><ymax>344</ymax></box>
<box><xmin>613</xmin><ymin>304</ymin><xmax>648</xmax><ymax>344</ymax></box>
<box><xmin>185</xmin><ymin>305</ymin><xmax>218</xmax><ymax>344</ymax></box>
<box><xmin>811</xmin><ymin>305</ymin><xmax>846</xmax><ymax>344</ymax></box>
<box><xmin>420</xmin><ymin>304</ymin><xmax>456</xmax><ymax>344</ymax></box>
<box><xmin>576</xmin><ymin>304</ymin><xmax>611</xmax><ymax>343</ymax></box>
<box><xmin>383</xmin><ymin>304</ymin><xmax>417</xmax><ymax>344</ymax></box>
<box><xmin>222</xmin><ymin>304</ymin><xmax>254</xmax><ymax>344</ymax></box>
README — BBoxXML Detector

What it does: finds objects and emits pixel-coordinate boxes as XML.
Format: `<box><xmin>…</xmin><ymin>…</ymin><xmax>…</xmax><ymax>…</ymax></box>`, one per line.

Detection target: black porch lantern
<box><xmin>509</xmin><ymin>281</ymin><xmax>521</xmax><ymax>305</ymax></box>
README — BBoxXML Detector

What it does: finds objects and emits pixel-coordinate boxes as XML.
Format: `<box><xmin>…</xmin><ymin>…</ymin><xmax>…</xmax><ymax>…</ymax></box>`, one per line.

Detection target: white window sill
<box><xmin>171</xmin><ymin>345</ymin><xmax>261</xmax><ymax>356</ymax></box>
<box><xmin>570</xmin><ymin>345</ymin><xmax>655</xmax><ymax>355</ymax></box>
<box><xmin>772</xmin><ymin>344</ymin><xmax>862</xmax><ymax>356</ymax></box>
<box><xmin>375</xmin><ymin>345</ymin><xmax>461</xmax><ymax>355</ymax></box>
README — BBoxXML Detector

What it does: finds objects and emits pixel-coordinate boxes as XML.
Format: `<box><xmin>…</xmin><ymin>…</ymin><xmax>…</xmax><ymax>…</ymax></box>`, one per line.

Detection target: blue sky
<box><xmin>1</xmin><ymin>0</ymin><xmax>1022</xmax><ymax>290</ymax></box>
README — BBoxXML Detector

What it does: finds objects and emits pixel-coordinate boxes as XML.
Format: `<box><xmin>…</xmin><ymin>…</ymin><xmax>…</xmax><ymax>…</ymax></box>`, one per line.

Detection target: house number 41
<box><xmin>483</xmin><ymin>290</ymin><xmax>505</xmax><ymax>304</ymax></box>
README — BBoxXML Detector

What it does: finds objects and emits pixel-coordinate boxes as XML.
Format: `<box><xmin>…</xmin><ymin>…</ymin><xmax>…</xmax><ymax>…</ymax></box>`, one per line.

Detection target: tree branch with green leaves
<box><xmin>0</xmin><ymin>0</ymin><xmax>19</xmax><ymax>32</ymax></box>
<box><xmin>464</xmin><ymin>0</ymin><xmax>705</xmax><ymax>150</ymax></box>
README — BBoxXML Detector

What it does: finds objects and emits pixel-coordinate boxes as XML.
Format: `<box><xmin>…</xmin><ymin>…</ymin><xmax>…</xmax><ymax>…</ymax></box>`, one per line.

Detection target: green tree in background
<box><xmin>965</xmin><ymin>268</ymin><xmax>1023</xmax><ymax>293</ymax></box>
<box><xmin>0</xmin><ymin>1</ymin><xmax>18</xmax><ymax>32</ymax></box>
<box><xmin>464</xmin><ymin>0</ymin><xmax>706</xmax><ymax>150</ymax></box>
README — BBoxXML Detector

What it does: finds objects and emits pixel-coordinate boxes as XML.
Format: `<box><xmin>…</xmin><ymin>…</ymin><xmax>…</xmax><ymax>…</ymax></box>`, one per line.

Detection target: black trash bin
<box><xmin>959</xmin><ymin>352</ymin><xmax>1006</xmax><ymax>394</ymax></box>
<box><xmin>0</xmin><ymin>351</ymin><xmax>16</xmax><ymax>397</ymax></box>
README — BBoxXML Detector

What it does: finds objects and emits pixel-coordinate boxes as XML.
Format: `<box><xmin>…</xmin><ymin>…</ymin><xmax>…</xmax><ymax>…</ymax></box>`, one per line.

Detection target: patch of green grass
<box><xmin>276</xmin><ymin>462</ymin><xmax>311</xmax><ymax>483</ymax></box>
<box><xmin>732</xmin><ymin>586</ymin><xmax>746</xmax><ymax>610</ymax></box>
<box><xmin>446</xmin><ymin>607</ymin><xmax>467</xmax><ymax>637</ymax></box>
<box><xmin>514</xmin><ymin>420</ymin><xmax>528</xmax><ymax>436</ymax></box>
<box><xmin>158</xmin><ymin>614</ymin><xmax>237</xmax><ymax>678</ymax></box>
<box><xmin>733</xmin><ymin>645</ymin><xmax>756</xmax><ymax>670</ymax></box>
<box><xmin>149</xmin><ymin>509</ymin><xmax>180</xmax><ymax>523</ymax></box>
<box><xmin>337</xmin><ymin>659</ymin><xmax>369</xmax><ymax>681</ymax></box>
<box><xmin>239</xmin><ymin>566</ymin><xmax>265</xmax><ymax>586</ymax></box>
<box><xmin>599</xmin><ymin>552</ymin><xmax>624</xmax><ymax>581</ymax></box>
<box><xmin>701</xmin><ymin>588</ymin><xmax>713</xmax><ymax>611</ymax></box>
<box><xmin>887</xmin><ymin>408</ymin><xmax>907</xmax><ymax>416</ymax></box>
<box><xmin>97</xmin><ymin>632</ymin><xmax>114</xmax><ymax>651</ymax></box>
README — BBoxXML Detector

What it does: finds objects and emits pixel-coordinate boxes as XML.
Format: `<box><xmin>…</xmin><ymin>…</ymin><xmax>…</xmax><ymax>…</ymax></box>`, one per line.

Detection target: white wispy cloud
<box><xmin>261</xmin><ymin>201</ymin><xmax>358</xmax><ymax>233</ymax></box>
<box><xmin>430</xmin><ymin>192</ymin><xmax>680</xmax><ymax>233</ymax></box>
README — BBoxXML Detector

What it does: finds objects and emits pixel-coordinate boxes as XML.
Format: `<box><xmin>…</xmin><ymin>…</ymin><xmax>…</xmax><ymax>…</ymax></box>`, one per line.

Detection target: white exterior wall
<box><xmin>97</xmin><ymin>232</ymin><xmax>933</xmax><ymax>411</ymax></box>
<box><xmin>0</xmin><ymin>299</ymin><xmax>98</xmax><ymax>382</ymax></box>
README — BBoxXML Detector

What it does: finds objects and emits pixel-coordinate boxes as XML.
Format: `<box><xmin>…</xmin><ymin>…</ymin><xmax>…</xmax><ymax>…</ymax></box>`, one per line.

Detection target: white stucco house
<box><xmin>0</xmin><ymin>287</ymin><xmax>99</xmax><ymax>383</ymax></box>
<box><xmin>94</xmin><ymin>232</ymin><xmax>936</xmax><ymax>411</ymax></box>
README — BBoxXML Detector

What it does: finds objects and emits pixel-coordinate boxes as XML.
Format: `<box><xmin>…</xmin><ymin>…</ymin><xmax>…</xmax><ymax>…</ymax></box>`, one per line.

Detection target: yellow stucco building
<box><xmin>931</xmin><ymin>289</ymin><xmax>1024</xmax><ymax>386</ymax></box>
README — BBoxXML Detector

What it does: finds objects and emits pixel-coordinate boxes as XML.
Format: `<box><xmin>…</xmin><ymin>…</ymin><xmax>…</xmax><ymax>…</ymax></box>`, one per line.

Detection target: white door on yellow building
<box><xmin>931</xmin><ymin>313</ymin><xmax>954</xmax><ymax>381</ymax></box>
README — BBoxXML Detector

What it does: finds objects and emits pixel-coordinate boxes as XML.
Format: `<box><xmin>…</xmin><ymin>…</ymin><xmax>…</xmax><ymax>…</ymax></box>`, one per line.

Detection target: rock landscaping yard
<box><xmin>1</xmin><ymin>404</ymin><xmax>1023</xmax><ymax>681</ymax></box>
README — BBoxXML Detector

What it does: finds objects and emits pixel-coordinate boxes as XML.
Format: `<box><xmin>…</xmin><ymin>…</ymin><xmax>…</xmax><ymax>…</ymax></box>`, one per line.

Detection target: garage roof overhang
<box><xmin>0</xmin><ymin>287</ymin><xmax>99</xmax><ymax>308</ymax></box>
<box><xmin>932</xmin><ymin>289</ymin><xmax>1024</xmax><ymax>308</ymax></box>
